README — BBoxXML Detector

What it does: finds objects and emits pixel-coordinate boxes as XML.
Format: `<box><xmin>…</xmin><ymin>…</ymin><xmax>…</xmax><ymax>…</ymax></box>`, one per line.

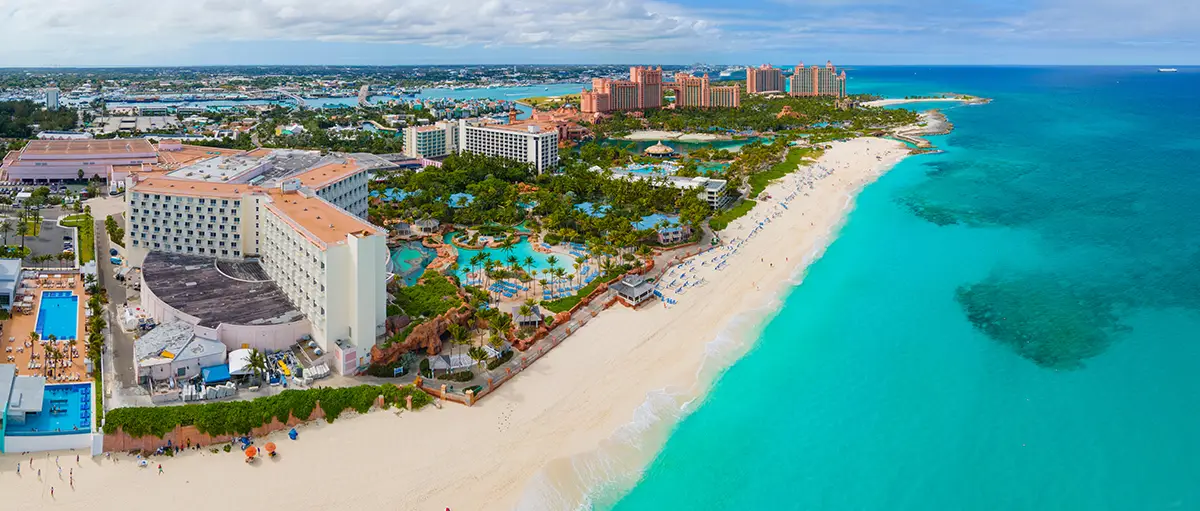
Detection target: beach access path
<box><xmin>0</xmin><ymin>137</ymin><xmax>911</xmax><ymax>511</ymax></box>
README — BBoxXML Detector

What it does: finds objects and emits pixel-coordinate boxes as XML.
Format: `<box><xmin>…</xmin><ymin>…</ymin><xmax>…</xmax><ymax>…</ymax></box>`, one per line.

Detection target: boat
<box><xmin>1159</xmin><ymin>68</ymin><xmax>1178</xmax><ymax>73</ymax></box>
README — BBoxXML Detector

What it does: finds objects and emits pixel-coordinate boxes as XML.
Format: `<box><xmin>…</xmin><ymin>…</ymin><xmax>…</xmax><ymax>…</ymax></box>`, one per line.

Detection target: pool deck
<box><xmin>2</xmin><ymin>277</ymin><xmax>90</xmax><ymax>383</ymax></box>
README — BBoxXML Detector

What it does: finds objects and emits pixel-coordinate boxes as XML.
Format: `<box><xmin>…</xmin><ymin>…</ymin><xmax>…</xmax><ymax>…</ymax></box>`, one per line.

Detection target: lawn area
<box><xmin>60</xmin><ymin>214</ymin><xmax>95</xmax><ymax>263</ymax></box>
<box><xmin>542</xmin><ymin>269</ymin><xmax>625</xmax><ymax>313</ymax></box>
<box><xmin>21</xmin><ymin>218</ymin><xmax>41</xmax><ymax>237</ymax></box>
<box><xmin>747</xmin><ymin>147</ymin><xmax>825</xmax><ymax>199</ymax></box>
<box><xmin>708</xmin><ymin>199</ymin><xmax>756</xmax><ymax>232</ymax></box>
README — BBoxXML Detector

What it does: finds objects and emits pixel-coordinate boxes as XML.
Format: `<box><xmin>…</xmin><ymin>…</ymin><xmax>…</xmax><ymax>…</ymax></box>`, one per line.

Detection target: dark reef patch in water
<box><xmin>898</xmin><ymin>158</ymin><xmax>1139</xmax><ymax>232</ymax></box>
<box><xmin>956</xmin><ymin>275</ymin><xmax>1127</xmax><ymax>370</ymax></box>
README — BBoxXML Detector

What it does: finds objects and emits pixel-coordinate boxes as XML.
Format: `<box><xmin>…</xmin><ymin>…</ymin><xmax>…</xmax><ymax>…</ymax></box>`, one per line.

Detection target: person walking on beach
<box><xmin>158</xmin><ymin>464</ymin><xmax>163</xmax><ymax>475</ymax></box>
<box><xmin>16</xmin><ymin>462</ymin><xmax>19</xmax><ymax>475</ymax></box>
<box><xmin>51</xmin><ymin>486</ymin><xmax>55</xmax><ymax>497</ymax></box>
<box><xmin>76</xmin><ymin>454</ymin><xmax>80</xmax><ymax>464</ymax></box>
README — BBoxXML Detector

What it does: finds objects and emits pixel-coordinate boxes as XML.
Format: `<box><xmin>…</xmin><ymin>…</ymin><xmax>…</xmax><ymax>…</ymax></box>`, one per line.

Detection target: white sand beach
<box><xmin>0</xmin><ymin>137</ymin><xmax>909</xmax><ymax>511</ymax></box>
<box><xmin>624</xmin><ymin>130</ymin><xmax>727</xmax><ymax>142</ymax></box>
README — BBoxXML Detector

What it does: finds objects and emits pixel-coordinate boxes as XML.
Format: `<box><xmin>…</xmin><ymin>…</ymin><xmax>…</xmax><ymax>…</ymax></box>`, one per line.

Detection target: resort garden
<box><xmin>365</xmin><ymin>96</ymin><xmax>922</xmax><ymax>381</ymax></box>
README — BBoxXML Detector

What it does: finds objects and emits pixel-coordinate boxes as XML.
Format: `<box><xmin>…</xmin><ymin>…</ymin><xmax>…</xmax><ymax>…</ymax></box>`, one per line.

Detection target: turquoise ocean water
<box><xmin>586</xmin><ymin>67</ymin><xmax>1200</xmax><ymax>510</ymax></box>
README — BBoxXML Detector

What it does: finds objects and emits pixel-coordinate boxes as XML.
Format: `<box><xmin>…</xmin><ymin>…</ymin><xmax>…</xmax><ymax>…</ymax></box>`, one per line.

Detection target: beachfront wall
<box><xmin>140</xmin><ymin>283</ymin><xmax>311</xmax><ymax>352</ymax></box>
<box><xmin>4</xmin><ymin>432</ymin><xmax>93</xmax><ymax>453</ymax></box>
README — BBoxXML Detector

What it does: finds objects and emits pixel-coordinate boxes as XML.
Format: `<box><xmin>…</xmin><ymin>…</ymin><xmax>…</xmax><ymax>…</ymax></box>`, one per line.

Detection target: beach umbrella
<box><xmin>264</xmin><ymin>442</ymin><xmax>277</xmax><ymax>454</ymax></box>
<box><xmin>244</xmin><ymin>446</ymin><xmax>257</xmax><ymax>458</ymax></box>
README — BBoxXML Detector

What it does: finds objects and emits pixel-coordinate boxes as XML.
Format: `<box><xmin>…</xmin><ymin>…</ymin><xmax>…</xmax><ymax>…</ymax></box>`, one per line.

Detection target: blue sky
<box><xmin>1</xmin><ymin>0</ymin><xmax>1195</xmax><ymax>66</ymax></box>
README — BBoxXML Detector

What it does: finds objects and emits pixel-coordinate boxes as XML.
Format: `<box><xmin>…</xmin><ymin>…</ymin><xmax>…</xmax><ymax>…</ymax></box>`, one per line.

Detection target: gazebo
<box><xmin>644</xmin><ymin>141</ymin><xmax>676</xmax><ymax>157</ymax></box>
<box><xmin>610</xmin><ymin>274</ymin><xmax>655</xmax><ymax>306</ymax></box>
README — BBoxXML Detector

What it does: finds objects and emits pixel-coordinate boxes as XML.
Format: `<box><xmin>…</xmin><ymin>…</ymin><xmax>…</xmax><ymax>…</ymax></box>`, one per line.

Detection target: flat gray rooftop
<box><xmin>142</xmin><ymin>252</ymin><xmax>304</xmax><ymax>328</ymax></box>
<box><xmin>257</xmin><ymin>150</ymin><xmax>324</xmax><ymax>182</ymax></box>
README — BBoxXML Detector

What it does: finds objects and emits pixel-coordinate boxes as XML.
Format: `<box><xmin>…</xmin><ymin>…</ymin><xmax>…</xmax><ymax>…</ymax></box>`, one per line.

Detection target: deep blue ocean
<box><xmin>598</xmin><ymin>67</ymin><xmax>1200</xmax><ymax>510</ymax></box>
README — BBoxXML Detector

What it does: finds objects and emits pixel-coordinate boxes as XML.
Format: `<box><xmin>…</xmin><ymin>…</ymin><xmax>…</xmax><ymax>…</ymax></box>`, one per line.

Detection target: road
<box><xmin>85</xmin><ymin>195</ymin><xmax>138</xmax><ymax>396</ymax></box>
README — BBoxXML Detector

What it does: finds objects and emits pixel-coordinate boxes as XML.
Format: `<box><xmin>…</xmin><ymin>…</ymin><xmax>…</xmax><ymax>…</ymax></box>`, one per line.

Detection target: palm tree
<box><xmin>0</xmin><ymin>220</ymin><xmax>11</xmax><ymax>247</ymax></box>
<box><xmin>247</xmin><ymin>349</ymin><xmax>270</xmax><ymax>386</ymax></box>
<box><xmin>17</xmin><ymin>221</ymin><xmax>28</xmax><ymax>253</ymax></box>
<box><xmin>447</xmin><ymin>324</ymin><xmax>471</xmax><ymax>374</ymax></box>
<box><xmin>468</xmin><ymin>253</ymin><xmax>484</xmax><ymax>282</ymax></box>
<box><xmin>467</xmin><ymin>346</ymin><xmax>489</xmax><ymax>374</ymax></box>
<box><xmin>490</xmin><ymin>313</ymin><xmax>512</xmax><ymax>338</ymax></box>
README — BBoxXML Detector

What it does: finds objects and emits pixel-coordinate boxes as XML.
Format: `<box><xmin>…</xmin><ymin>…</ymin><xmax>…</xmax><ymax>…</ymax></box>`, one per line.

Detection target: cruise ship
<box><xmin>1158</xmin><ymin>68</ymin><xmax>1178</xmax><ymax>73</ymax></box>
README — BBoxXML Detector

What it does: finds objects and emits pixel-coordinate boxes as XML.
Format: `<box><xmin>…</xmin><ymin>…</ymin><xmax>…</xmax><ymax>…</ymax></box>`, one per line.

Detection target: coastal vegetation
<box><xmin>540</xmin><ymin>265</ymin><xmax>630</xmax><ymax>313</ymax></box>
<box><xmin>371</xmin><ymin>151</ymin><xmax>713</xmax><ymax>254</ymax></box>
<box><xmin>519</xmin><ymin>94</ymin><xmax>580</xmax><ymax>110</ymax></box>
<box><xmin>0</xmin><ymin>100</ymin><xmax>78</xmax><ymax>137</ymax></box>
<box><xmin>102</xmin><ymin>384</ymin><xmax>432</xmax><ymax>438</ymax></box>
<box><xmin>393</xmin><ymin>270</ymin><xmax>462</xmax><ymax>319</ymax></box>
<box><xmin>708</xmin><ymin>199</ymin><xmax>756</xmax><ymax>231</ymax></box>
<box><xmin>589</xmin><ymin>95</ymin><xmax>919</xmax><ymax>137</ymax></box>
<box><xmin>748</xmin><ymin>146</ymin><xmax>824</xmax><ymax>199</ymax></box>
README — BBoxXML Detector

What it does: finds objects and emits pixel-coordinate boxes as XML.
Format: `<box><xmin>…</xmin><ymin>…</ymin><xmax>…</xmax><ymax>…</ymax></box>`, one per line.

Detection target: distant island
<box><xmin>863</xmin><ymin>93</ymin><xmax>992</xmax><ymax>107</ymax></box>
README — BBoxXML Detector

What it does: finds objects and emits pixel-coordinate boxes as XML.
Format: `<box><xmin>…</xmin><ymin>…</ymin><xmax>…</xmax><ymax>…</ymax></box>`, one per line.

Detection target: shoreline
<box><xmin>623</xmin><ymin>130</ymin><xmax>732</xmax><ymax>142</ymax></box>
<box><xmin>0</xmin><ymin>137</ymin><xmax>911</xmax><ymax>510</ymax></box>
<box><xmin>862</xmin><ymin>96</ymin><xmax>989</xmax><ymax>107</ymax></box>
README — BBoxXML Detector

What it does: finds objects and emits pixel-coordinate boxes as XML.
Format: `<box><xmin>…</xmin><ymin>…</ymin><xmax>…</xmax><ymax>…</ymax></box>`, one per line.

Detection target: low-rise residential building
<box><xmin>133</xmin><ymin>321</ymin><xmax>227</xmax><ymax>385</ymax></box>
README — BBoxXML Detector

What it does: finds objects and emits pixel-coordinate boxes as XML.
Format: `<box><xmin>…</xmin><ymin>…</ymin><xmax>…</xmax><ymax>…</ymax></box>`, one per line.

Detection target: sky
<box><xmin>0</xmin><ymin>0</ymin><xmax>1195</xmax><ymax>66</ymax></box>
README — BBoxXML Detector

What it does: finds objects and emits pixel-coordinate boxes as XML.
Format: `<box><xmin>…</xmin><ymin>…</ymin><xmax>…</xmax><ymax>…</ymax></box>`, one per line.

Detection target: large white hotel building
<box><xmin>114</xmin><ymin>144</ymin><xmax>390</xmax><ymax>374</ymax></box>
<box><xmin>402</xmin><ymin>118</ymin><xmax>559</xmax><ymax>173</ymax></box>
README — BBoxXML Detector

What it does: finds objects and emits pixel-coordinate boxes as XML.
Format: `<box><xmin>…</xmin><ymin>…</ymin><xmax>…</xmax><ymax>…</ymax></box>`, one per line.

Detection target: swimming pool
<box><xmin>5</xmin><ymin>383</ymin><xmax>92</xmax><ymax>436</ymax></box>
<box><xmin>448</xmin><ymin>233</ymin><xmax>578</xmax><ymax>279</ymax></box>
<box><xmin>390</xmin><ymin>242</ymin><xmax>437</xmax><ymax>286</ymax></box>
<box><xmin>35</xmin><ymin>291</ymin><xmax>79</xmax><ymax>340</ymax></box>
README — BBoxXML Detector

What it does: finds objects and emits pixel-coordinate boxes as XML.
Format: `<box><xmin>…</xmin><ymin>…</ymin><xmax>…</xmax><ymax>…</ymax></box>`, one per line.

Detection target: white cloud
<box><xmin>0</xmin><ymin>0</ymin><xmax>721</xmax><ymax>64</ymax></box>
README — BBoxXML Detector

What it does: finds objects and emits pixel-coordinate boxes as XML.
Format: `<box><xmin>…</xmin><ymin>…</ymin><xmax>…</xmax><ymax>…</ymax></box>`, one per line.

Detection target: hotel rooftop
<box><xmin>165</xmin><ymin>154</ymin><xmax>265</xmax><ymax>182</ymax></box>
<box><xmin>141</xmin><ymin>253</ymin><xmax>304</xmax><ymax>328</ymax></box>
<box><xmin>289</xmin><ymin>159</ymin><xmax>360</xmax><ymax>189</ymax></box>
<box><xmin>265</xmin><ymin>189</ymin><xmax>382</xmax><ymax>246</ymax></box>
<box><xmin>20</xmin><ymin>139</ymin><xmax>155</xmax><ymax>155</ymax></box>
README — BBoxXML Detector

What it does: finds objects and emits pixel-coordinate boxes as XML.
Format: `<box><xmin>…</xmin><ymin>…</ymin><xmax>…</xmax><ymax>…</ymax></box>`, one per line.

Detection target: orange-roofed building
<box><xmin>124</xmin><ymin>157</ymin><xmax>386</xmax><ymax>374</ymax></box>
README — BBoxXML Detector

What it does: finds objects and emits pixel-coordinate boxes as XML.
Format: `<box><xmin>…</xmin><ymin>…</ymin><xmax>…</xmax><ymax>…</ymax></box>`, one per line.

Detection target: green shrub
<box><xmin>436</xmin><ymin>371</ymin><xmax>474</xmax><ymax>382</ymax></box>
<box><xmin>708</xmin><ymin>199</ymin><xmax>756</xmax><ymax>232</ymax></box>
<box><xmin>394</xmin><ymin>271</ymin><xmax>461</xmax><ymax>318</ymax></box>
<box><xmin>223</xmin><ymin>444</ymin><xmax>231</xmax><ymax>453</ymax></box>
<box><xmin>543</xmin><ymin>233</ymin><xmax>561</xmax><ymax>245</ymax></box>
<box><xmin>541</xmin><ymin>267</ymin><xmax>629</xmax><ymax>313</ymax></box>
<box><xmin>419</xmin><ymin>358</ymin><xmax>432</xmax><ymax>378</ymax></box>
<box><xmin>486</xmin><ymin>350</ymin><xmax>514</xmax><ymax>370</ymax></box>
<box><xmin>103</xmin><ymin>384</ymin><xmax>431</xmax><ymax>438</ymax></box>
